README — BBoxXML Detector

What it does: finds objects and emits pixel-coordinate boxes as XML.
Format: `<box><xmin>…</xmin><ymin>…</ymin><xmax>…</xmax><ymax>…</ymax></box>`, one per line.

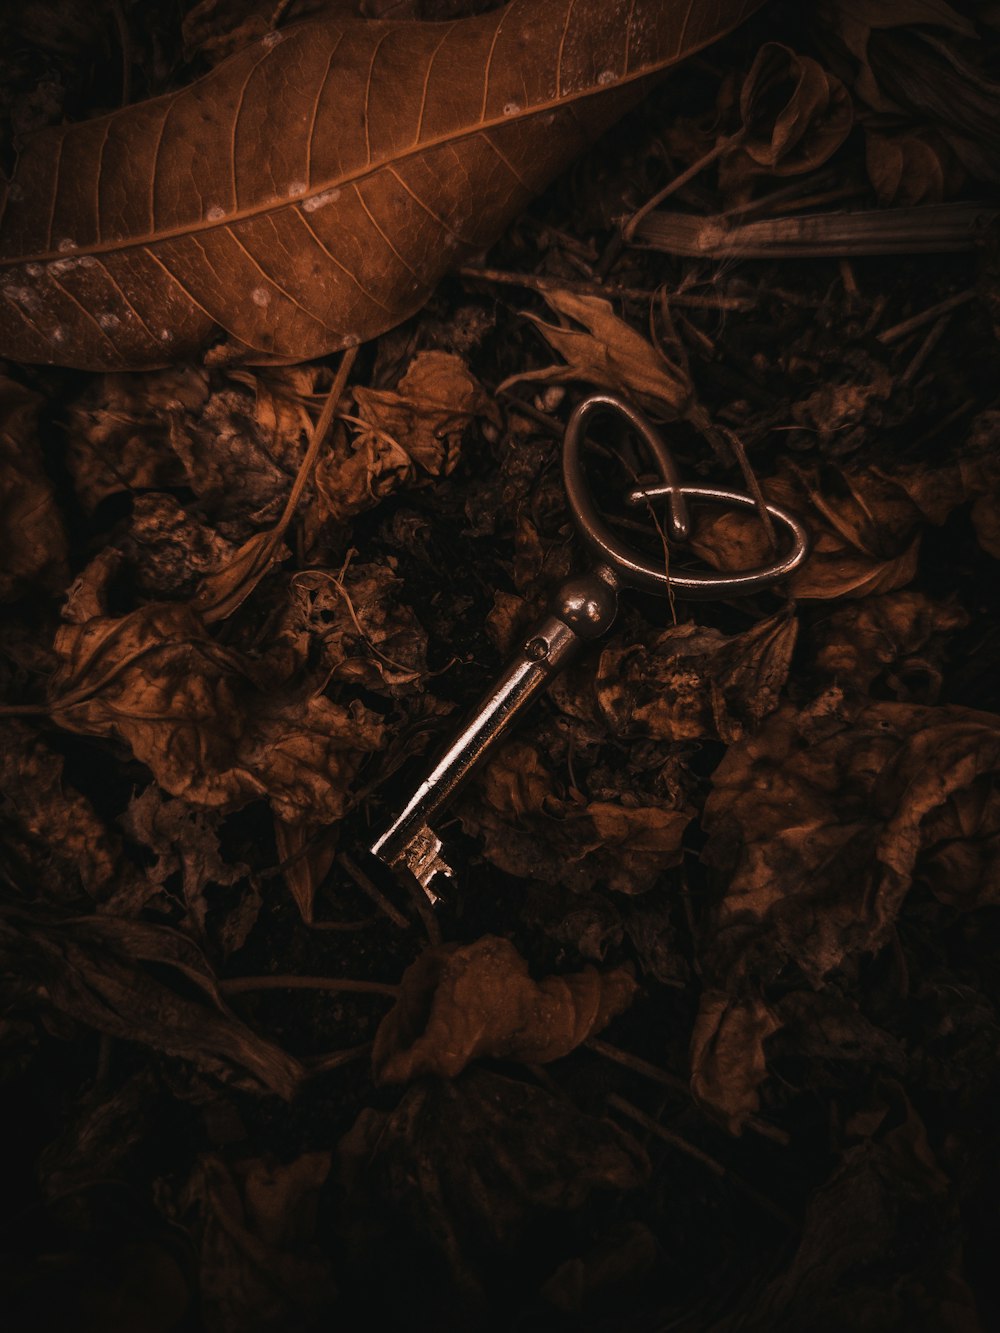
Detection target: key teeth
<box><xmin>373</xmin><ymin>821</ymin><xmax>453</xmax><ymax>909</ymax></box>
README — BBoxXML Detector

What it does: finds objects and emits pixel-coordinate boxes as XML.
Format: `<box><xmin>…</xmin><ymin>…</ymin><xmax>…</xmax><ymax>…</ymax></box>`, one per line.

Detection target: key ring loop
<box><xmin>562</xmin><ymin>391</ymin><xmax>810</xmax><ymax>598</ymax></box>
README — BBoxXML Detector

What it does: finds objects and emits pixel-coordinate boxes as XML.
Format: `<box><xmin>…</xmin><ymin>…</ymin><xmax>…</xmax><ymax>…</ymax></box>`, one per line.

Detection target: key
<box><xmin>368</xmin><ymin>567</ymin><xmax>620</xmax><ymax>904</ymax></box>
<box><xmin>367</xmin><ymin>390</ymin><xmax>810</xmax><ymax>907</ymax></box>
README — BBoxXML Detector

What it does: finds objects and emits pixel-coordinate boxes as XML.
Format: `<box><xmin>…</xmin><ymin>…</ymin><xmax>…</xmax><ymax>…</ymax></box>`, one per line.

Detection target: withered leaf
<box><xmin>462</xmin><ymin>737</ymin><xmax>692</xmax><ymax>894</ymax></box>
<box><xmin>498</xmin><ymin>288</ymin><xmax>692</xmax><ymax>417</ymax></box>
<box><xmin>0</xmin><ymin>0</ymin><xmax>765</xmax><ymax>369</ymax></box>
<box><xmin>690</xmin><ymin>444</ymin><xmax>1000</xmax><ymax>600</ymax></box>
<box><xmin>49</xmin><ymin>598</ymin><xmax>385</xmax><ymax>823</ymax></box>
<box><xmin>703</xmin><ymin>693</ymin><xmax>1000</xmax><ymax>985</ymax></box>
<box><xmin>1</xmin><ymin>910</ymin><xmax>304</xmax><ymax>1097</ymax></box>
<box><xmin>865</xmin><ymin>124</ymin><xmax>965</xmax><ymax>206</ymax></box>
<box><xmin>689</xmin><ymin>989</ymin><xmax>779</xmax><ymax>1134</ymax></box>
<box><xmin>738</xmin><ymin>42</ymin><xmax>853</xmax><ymax>176</ymax></box>
<box><xmin>372</xmin><ymin>933</ymin><xmax>637</xmax><ymax>1083</ymax></box>
<box><xmin>596</xmin><ymin>607</ymin><xmax>797</xmax><ymax>745</ymax></box>
<box><xmin>337</xmin><ymin>1068</ymin><xmax>649</xmax><ymax>1304</ymax></box>
<box><xmin>181</xmin><ymin>1152</ymin><xmax>337</xmax><ymax>1333</ymax></box>
<box><xmin>0</xmin><ymin>719</ymin><xmax>122</xmax><ymax>902</ymax></box>
<box><xmin>0</xmin><ymin>374</ymin><xmax>68</xmax><ymax>600</ymax></box>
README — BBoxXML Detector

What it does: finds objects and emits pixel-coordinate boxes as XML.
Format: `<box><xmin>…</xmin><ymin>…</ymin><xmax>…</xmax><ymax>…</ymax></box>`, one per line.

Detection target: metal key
<box><xmin>368</xmin><ymin>392</ymin><xmax>810</xmax><ymax>906</ymax></box>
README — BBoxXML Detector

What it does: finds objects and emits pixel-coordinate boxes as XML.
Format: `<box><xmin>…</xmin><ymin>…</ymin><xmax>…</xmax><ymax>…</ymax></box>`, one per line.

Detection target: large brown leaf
<box><xmin>0</xmin><ymin>0</ymin><xmax>763</xmax><ymax>370</ymax></box>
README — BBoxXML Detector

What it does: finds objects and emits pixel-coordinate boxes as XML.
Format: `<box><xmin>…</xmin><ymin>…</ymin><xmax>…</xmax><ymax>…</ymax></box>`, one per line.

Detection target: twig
<box><xmin>622</xmin><ymin>135</ymin><xmax>740</xmax><ymax>243</ymax></box>
<box><xmin>305</xmin><ymin>1041</ymin><xmax>372</xmax><ymax>1077</ymax></box>
<box><xmin>877</xmin><ymin>288</ymin><xmax>977</xmax><ymax>345</ymax></box>
<box><xmin>607</xmin><ymin>1092</ymin><xmax>725</xmax><ymax>1175</ymax></box>
<box><xmin>607</xmin><ymin>1094</ymin><xmax>795</xmax><ymax>1227</ymax></box>
<box><xmin>219</xmin><ymin>974</ymin><xmax>399</xmax><ymax>998</ymax></box>
<box><xmin>900</xmin><ymin>313</ymin><xmax>952</xmax><ymax>386</ymax></box>
<box><xmin>459</xmin><ymin>265</ymin><xmax>754</xmax><ymax>311</ymax></box>
<box><xmin>337</xmin><ymin>852</ymin><xmax>411</xmax><ymax>930</ymax></box>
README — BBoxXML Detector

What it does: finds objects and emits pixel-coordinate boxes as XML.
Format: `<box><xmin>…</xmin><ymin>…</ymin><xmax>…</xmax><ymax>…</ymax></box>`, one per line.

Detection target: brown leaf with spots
<box><xmin>0</xmin><ymin>0</ymin><xmax>765</xmax><ymax>369</ymax></box>
<box><xmin>372</xmin><ymin>933</ymin><xmax>637</xmax><ymax>1083</ymax></box>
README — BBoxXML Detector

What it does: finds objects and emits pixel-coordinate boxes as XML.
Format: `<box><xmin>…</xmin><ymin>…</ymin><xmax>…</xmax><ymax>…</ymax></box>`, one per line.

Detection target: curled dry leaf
<box><xmin>337</xmin><ymin>1068</ymin><xmax>649</xmax><ymax>1304</ymax></box>
<box><xmin>865</xmin><ymin>125</ymin><xmax>965</xmax><ymax>206</ymax></box>
<box><xmin>1</xmin><ymin>910</ymin><xmax>304</xmax><ymax>1097</ymax></box>
<box><xmin>48</xmin><ymin>597</ymin><xmax>384</xmax><ymax>823</ymax></box>
<box><xmin>738</xmin><ymin>42</ymin><xmax>853</xmax><ymax>176</ymax></box>
<box><xmin>0</xmin><ymin>719</ymin><xmax>121</xmax><ymax>902</ymax></box>
<box><xmin>181</xmin><ymin>1151</ymin><xmax>336</xmax><ymax>1333</ymax></box>
<box><xmin>498</xmin><ymin>288</ymin><xmax>692</xmax><ymax>417</ymax></box>
<box><xmin>0</xmin><ymin>374</ymin><xmax>67</xmax><ymax>601</ymax></box>
<box><xmin>596</xmin><ymin>607</ymin><xmax>797</xmax><ymax>746</ymax></box>
<box><xmin>372</xmin><ymin>933</ymin><xmax>637</xmax><ymax>1083</ymax></box>
<box><xmin>461</xmin><ymin>738</ymin><xmax>692</xmax><ymax>894</ymax></box>
<box><xmin>689</xmin><ymin>989</ymin><xmax>779</xmax><ymax>1134</ymax></box>
<box><xmin>0</xmin><ymin>0</ymin><xmax>765</xmax><ymax>369</ymax></box>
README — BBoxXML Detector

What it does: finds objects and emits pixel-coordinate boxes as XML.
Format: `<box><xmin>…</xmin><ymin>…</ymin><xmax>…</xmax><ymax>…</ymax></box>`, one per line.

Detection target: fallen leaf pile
<box><xmin>2</xmin><ymin>0</ymin><xmax>1000</xmax><ymax>1329</ymax></box>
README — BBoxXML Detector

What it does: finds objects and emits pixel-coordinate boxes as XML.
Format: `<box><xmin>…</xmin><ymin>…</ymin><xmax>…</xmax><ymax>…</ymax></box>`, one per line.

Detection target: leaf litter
<box><xmin>2</xmin><ymin>0</ymin><xmax>1000</xmax><ymax>1329</ymax></box>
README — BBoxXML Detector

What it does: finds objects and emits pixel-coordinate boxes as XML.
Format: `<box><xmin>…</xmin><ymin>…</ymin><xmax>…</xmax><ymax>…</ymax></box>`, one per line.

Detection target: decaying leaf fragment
<box><xmin>337</xmin><ymin>1069</ymin><xmax>649</xmax><ymax>1307</ymax></box>
<box><xmin>690</xmin><ymin>989</ymin><xmax>780</xmax><ymax>1134</ymax></box>
<box><xmin>1</xmin><ymin>910</ymin><xmax>304</xmax><ymax>1097</ymax></box>
<box><xmin>0</xmin><ymin>374</ymin><xmax>67</xmax><ymax>601</ymax></box>
<box><xmin>596</xmin><ymin>608</ymin><xmax>797</xmax><ymax>745</ymax></box>
<box><xmin>690</xmin><ymin>691</ymin><xmax>1000</xmax><ymax>1130</ymax></box>
<box><xmin>48</xmin><ymin>594</ymin><xmax>384</xmax><ymax>824</ymax></box>
<box><xmin>499</xmin><ymin>289</ymin><xmax>693</xmax><ymax>417</ymax></box>
<box><xmin>181</xmin><ymin>1151</ymin><xmax>337</xmax><ymax>1333</ymax></box>
<box><xmin>316</xmin><ymin>351</ymin><xmax>497</xmax><ymax>521</ymax></box>
<box><xmin>461</xmin><ymin>738</ymin><xmax>692</xmax><ymax>894</ymax></box>
<box><xmin>737</xmin><ymin>42</ymin><xmax>853</xmax><ymax>176</ymax></box>
<box><xmin>372</xmin><ymin>934</ymin><xmax>637</xmax><ymax>1083</ymax></box>
<box><xmin>0</xmin><ymin>0</ymin><xmax>766</xmax><ymax>369</ymax></box>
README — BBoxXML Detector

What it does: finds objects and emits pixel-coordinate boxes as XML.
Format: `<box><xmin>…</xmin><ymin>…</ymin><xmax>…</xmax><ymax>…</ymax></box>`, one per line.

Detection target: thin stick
<box><xmin>459</xmin><ymin>266</ymin><xmax>754</xmax><ymax>311</ymax></box>
<box><xmin>306</xmin><ymin>1042</ymin><xmax>372</xmax><ymax>1076</ymax></box>
<box><xmin>607</xmin><ymin>1092</ymin><xmax>724</xmax><ymax>1175</ymax></box>
<box><xmin>901</xmin><ymin>313</ymin><xmax>951</xmax><ymax>386</ymax></box>
<box><xmin>587</xmin><ymin>1038</ymin><xmax>688</xmax><ymax>1093</ymax></box>
<box><xmin>878</xmin><ymin>288</ymin><xmax>976</xmax><ymax>345</ymax></box>
<box><xmin>622</xmin><ymin>135</ymin><xmax>740</xmax><ymax>243</ymax></box>
<box><xmin>220</xmin><ymin>974</ymin><xmax>399</xmax><ymax>998</ymax></box>
<box><xmin>337</xmin><ymin>852</ymin><xmax>410</xmax><ymax>930</ymax></box>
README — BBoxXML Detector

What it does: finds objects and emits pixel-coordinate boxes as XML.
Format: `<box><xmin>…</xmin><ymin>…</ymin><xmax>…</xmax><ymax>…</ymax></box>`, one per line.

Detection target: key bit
<box><xmin>371</xmin><ymin>819</ymin><xmax>454</xmax><ymax>908</ymax></box>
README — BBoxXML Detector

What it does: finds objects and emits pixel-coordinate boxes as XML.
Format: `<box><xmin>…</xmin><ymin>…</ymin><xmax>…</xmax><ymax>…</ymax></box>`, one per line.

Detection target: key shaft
<box><xmin>369</xmin><ymin>570</ymin><xmax>618</xmax><ymax>899</ymax></box>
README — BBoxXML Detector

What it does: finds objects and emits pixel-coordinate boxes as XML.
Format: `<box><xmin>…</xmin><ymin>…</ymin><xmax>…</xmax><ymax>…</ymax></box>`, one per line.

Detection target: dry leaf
<box><xmin>690</xmin><ymin>989</ymin><xmax>780</xmax><ymax>1134</ymax></box>
<box><xmin>0</xmin><ymin>719</ymin><xmax>121</xmax><ymax>902</ymax></box>
<box><xmin>596</xmin><ymin>608</ymin><xmax>797</xmax><ymax>745</ymax></box>
<box><xmin>690</xmin><ymin>446</ymin><xmax>1000</xmax><ymax>601</ymax></box>
<box><xmin>273</xmin><ymin>816</ymin><xmax>337</xmax><ymax>923</ymax></box>
<box><xmin>337</xmin><ymin>1068</ymin><xmax>649</xmax><ymax>1306</ymax></box>
<box><xmin>462</xmin><ymin>738</ymin><xmax>692</xmax><ymax>894</ymax></box>
<box><xmin>48</xmin><ymin>597</ymin><xmax>384</xmax><ymax>823</ymax></box>
<box><xmin>738</xmin><ymin>42</ymin><xmax>853</xmax><ymax>175</ymax></box>
<box><xmin>0</xmin><ymin>0</ymin><xmax>765</xmax><ymax>368</ymax></box>
<box><xmin>1</xmin><ymin>910</ymin><xmax>304</xmax><ymax>1097</ymax></box>
<box><xmin>703</xmin><ymin>692</ymin><xmax>1000</xmax><ymax>983</ymax></box>
<box><xmin>0</xmin><ymin>374</ymin><xmax>67</xmax><ymax>600</ymax></box>
<box><xmin>498</xmin><ymin>288</ymin><xmax>692</xmax><ymax>417</ymax></box>
<box><xmin>865</xmin><ymin>124</ymin><xmax>965</xmax><ymax>205</ymax></box>
<box><xmin>372</xmin><ymin>933</ymin><xmax>637</xmax><ymax>1083</ymax></box>
<box><xmin>181</xmin><ymin>1152</ymin><xmax>336</xmax><ymax>1333</ymax></box>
